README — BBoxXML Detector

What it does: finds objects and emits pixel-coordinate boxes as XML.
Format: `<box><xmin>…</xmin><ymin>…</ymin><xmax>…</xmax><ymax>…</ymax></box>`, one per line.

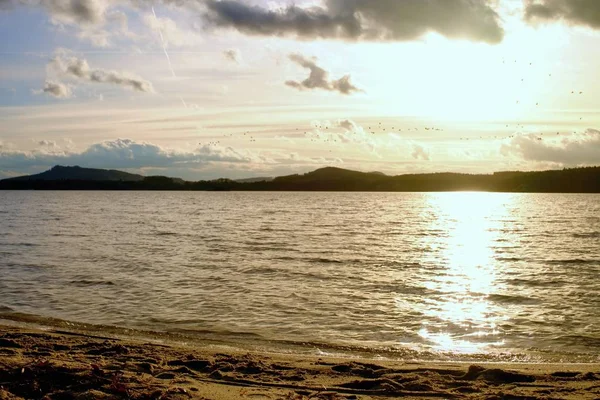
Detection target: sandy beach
<box><xmin>0</xmin><ymin>325</ymin><xmax>598</xmax><ymax>399</ymax></box>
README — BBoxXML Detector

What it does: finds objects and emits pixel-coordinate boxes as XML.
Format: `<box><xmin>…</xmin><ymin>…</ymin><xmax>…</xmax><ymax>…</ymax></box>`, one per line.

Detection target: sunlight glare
<box><xmin>414</xmin><ymin>193</ymin><xmax>512</xmax><ymax>354</ymax></box>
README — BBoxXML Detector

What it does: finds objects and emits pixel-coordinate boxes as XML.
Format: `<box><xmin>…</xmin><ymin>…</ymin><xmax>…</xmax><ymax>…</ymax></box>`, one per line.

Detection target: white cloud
<box><xmin>38</xmin><ymin>139</ymin><xmax>58</xmax><ymax>147</ymax></box>
<box><xmin>0</xmin><ymin>137</ymin><xmax>355</xmax><ymax>180</ymax></box>
<box><xmin>305</xmin><ymin>119</ymin><xmax>432</xmax><ymax>162</ymax></box>
<box><xmin>76</xmin><ymin>29</ymin><xmax>111</xmax><ymax>47</ymax></box>
<box><xmin>33</xmin><ymin>80</ymin><xmax>73</xmax><ymax>99</ymax></box>
<box><xmin>411</xmin><ymin>144</ymin><xmax>430</xmax><ymax>161</ymax></box>
<box><xmin>0</xmin><ymin>138</ymin><xmax>253</xmax><ymax>171</ymax></box>
<box><xmin>500</xmin><ymin>129</ymin><xmax>600</xmax><ymax>165</ymax></box>
<box><xmin>143</xmin><ymin>12</ymin><xmax>203</xmax><ymax>48</ymax></box>
<box><xmin>49</xmin><ymin>53</ymin><xmax>154</xmax><ymax>93</ymax></box>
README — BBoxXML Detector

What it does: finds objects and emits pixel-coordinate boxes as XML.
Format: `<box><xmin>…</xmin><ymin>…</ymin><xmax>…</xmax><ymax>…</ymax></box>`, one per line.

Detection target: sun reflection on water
<box><xmin>411</xmin><ymin>192</ymin><xmax>514</xmax><ymax>354</ymax></box>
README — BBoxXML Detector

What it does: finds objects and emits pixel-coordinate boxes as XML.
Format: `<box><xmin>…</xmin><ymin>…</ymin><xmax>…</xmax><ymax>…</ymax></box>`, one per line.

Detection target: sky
<box><xmin>0</xmin><ymin>0</ymin><xmax>599</xmax><ymax>180</ymax></box>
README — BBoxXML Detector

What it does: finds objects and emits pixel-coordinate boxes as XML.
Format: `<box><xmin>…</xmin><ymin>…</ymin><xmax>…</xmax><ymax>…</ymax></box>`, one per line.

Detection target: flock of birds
<box><xmin>197</xmin><ymin>58</ymin><xmax>590</xmax><ymax>150</ymax></box>
<box><xmin>200</xmin><ymin>120</ymin><xmax>588</xmax><ymax>148</ymax></box>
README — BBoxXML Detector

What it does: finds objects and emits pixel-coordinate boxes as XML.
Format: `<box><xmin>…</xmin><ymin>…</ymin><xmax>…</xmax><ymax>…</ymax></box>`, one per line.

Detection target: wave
<box><xmin>488</xmin><ymin>293</ymin><xmax>541</xmax><ymax>305</ymax></box>
<box><xmin>273</xmin><ymin>256</ymin><xmax>299</xmax><ymax>262</ymax></box>
<box><xmin>546</xmin><ymin>259</ymin><xmax>599</xmax><ymax>265</ymax></box>
<box><xmin>503</xmin><ymin>278</ymin><xmax>567</xmax><ymax>287</ymax></box>
<box><xmin>495</xmin><ymin>257</ymin><xmax>526</xmax><ymax>262</ymax></box>
<box><xmin>69</xmin><ymin>279</ymin><xmax>116</xmax><ymax>287</ymax></box>
<box><xmin>306</xmin><ymin>257</ymin><xmax>345</xmax><ymax>264</ymax></box>
<box><xmin>551</xmin><ymin>335</ymin><xmax>600</xmax><ymax>348</ymax></box>
<box><xmin>572</xmin><ymin>232</ymin><xmax>600</xmax><ymax>239</ymax></box>
<box><xmin>155</xmin><ymin>231</ymin><xmax>179</xmax><ymax>236</ymax></box>
<box><xmin>240</xmin><ymin>266</ymin><xmax>282</xmax><ymax>275</ymax></box>
<box><xmin>368</xmin><ymin>283</ymin><xmax>438</xmax><ymax>296</ymax></box>
<box><xmin>248</xmin><ymin>246</ymin><xmax>295</xmax><ymax>252</ymax></box>
<box><xmin>1</xmin><ymin>309</ymin><xmax>596</xmax><ymax>363</ymax></box>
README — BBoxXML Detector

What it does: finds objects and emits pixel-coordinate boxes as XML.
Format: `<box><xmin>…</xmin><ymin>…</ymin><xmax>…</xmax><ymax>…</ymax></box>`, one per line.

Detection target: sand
<box><xmin>0</xmin><ymin>325</ymin><xmax>599</xmax><ymax>399</ymax></box>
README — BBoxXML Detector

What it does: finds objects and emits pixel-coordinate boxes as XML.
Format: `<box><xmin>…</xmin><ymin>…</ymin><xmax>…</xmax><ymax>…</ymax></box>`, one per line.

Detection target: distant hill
<box><xmin>1</xmin><ymin>165</ymin><xmax>600</xmax><ymax>193</ymax></box>
<box><xmin>234</xmin><ymin>177</ymin><xmax>273</xmax><ymax>183</ymax></box>
<box><xmin>4</xmin><ymin>165</ymin><xmax>145</xmax><ymax>182</ymax></box>
<box><xmin>263</xmin><ymin>167</ymin><xmax>390</xmax><ymax>191</ymax></box>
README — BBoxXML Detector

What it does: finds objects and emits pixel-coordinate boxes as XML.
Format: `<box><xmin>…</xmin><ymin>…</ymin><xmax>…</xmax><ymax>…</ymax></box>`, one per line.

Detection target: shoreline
<box><xmin>3</xmin><ymin>312</ymin><xmax>598</xmax><ymax>365</ymax></box>
<box><xmin>1</xmin><ymin>325</ymin><xmax>599</xmax><ymax>399</ymax></box>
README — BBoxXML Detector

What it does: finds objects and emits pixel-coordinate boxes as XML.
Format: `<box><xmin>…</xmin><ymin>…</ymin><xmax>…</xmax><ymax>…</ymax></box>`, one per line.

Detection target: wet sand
<box><xmin>1</xmin><ymin>325</ymin><xmax>599</xmax><ymax>399</ymax></box>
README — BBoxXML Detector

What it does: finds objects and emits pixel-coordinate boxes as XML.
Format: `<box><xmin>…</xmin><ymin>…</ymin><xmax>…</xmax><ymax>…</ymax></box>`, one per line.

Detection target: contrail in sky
<box><xmin>152</xmin><ymin>6</ymin><xmax>176</xmax><ymax>78</ymax></box>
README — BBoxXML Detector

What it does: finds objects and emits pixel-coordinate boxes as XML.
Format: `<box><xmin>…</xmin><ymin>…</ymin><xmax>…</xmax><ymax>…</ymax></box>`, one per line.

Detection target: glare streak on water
<box><xmin>0</xmin><ymin>191</ymin><xmax>599</xmax><ymax>362</ymax></box>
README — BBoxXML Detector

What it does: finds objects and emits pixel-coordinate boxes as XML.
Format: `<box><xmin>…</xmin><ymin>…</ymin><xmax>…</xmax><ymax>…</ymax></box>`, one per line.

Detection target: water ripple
<box><xmin>0</xmin><ymin>191</ymin><xmax>599</xmax><ymax>362</ymax></box>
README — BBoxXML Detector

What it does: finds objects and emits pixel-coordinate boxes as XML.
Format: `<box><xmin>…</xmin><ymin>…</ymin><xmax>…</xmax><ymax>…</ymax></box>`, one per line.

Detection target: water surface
<box><xmin>1</xmin><ymin>191</ymin><xmax>599</xmax><ymax>362</ymax></box>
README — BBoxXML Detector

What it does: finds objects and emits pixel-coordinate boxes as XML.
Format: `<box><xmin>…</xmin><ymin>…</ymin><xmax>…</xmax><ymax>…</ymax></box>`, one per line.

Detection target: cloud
<box><xmin>331</xmin><ymin>75</ymin><xmax>360</xmax><ymax>95</ymax></box>
<box><xmin>2</xmin><ymin>1</ymin><xmax>136</xmax><ymax>47</ymax></box>
<box><xmin>500</xmin><ymin>129</ymin><xmax>600</xmax><ymax>165</ymax></box>
<box><xmin>0</xmin><ymin>138</ymin><xmax>254</xmax><ymax>171</ymax></box>
<box><xmin>4</xmin><ymin>0</ymin><xmax>504</xmax><ymax>47</ymax></box>
<box><xmin>203</xmin><ymin>0</ymin><xmax>361</xmax><ymax>40</ymax></box>
<box><xmin>37</xmin><ymin>0</ymin><xmax>109</xmax><ymax>26</ymax></box>
<box><xmin>203</xmin><ymin>0</ymin><xmax>504</xmax><ymax>44</ymax></box>
<box><xmin>0</xmin><ymin>137</ymin><xmax>352</xmax><ymax>180</ymax></box>
<box><xmin>77</xmin><ymin>139</ymin><xmax>251</xmax><ymax>168</ymax></box>
<box><xmin>50</xmin><ymin>53</ymin><xmax>154</xmax><ymax>93</ymax></box>
<box><xmin>76</xmin><ymin>29</ymin><xmax>111</xmax><ymax>47</ymax></box>
<box><xmin>0</xmin><ymin>0</ymin><xmax>13</xmax><ymax>10</ymax></box>
<box><xmin>338</xmin><ymin>119</ymin><xmax>356</xmax><ymax>131</ymax></box>
<box><xmin>143</xmin><ymin>12</ymin><xmax>203</xmax><ymax>48</ymax></box>
<box><xmin>223</xmin><ymin>48</ymin><xmax>241</xmax><ymax>63</ymax></box>
<box><xmin>38</xmin><ymin>140</ymin><xmax>58</xmax><ymax>147</ymax></box>
<box><xmin>33</xmin><ymin>80</ymin><xmax>73</xmax><ymax>99</ymax></box>
<box><xmin>411</xmin><ymin>144</ymin><xmax>430</xmax><ymax>161</ymax></box>
<box><xmin>285</xmin><ymin>54</ymin><xmax>361</xmax><ymax>95</ymax></box>
<box><xmin>524</xmin><ymin>0</ymin><xmax>600</xmax><ymax>29</ymax></box>
<box><xmin>305</xmin><ymin>119</ymin><xmax>431</xmax><ymax>162</ymax></box>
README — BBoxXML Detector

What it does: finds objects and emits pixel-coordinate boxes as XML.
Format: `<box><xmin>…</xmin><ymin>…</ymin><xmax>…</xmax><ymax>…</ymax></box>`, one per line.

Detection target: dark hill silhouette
<box><xmin>1</xmin><ymin>165</ymin><xmax>600</xmax><ymax>192</ymax></box>
<box><xmin>234</xmin><ymin>177</ymin><xmax>274</xmax><ymax>183</ymax></box>
<box><xmin>4</xmin><ymin>165</ymin><xmax>145</xmax><ymax>182</ymax></box>
<box><xmin>267</xmin><ymin>167</ymin><xmax>389</xmax><ymax>191</ymax></box>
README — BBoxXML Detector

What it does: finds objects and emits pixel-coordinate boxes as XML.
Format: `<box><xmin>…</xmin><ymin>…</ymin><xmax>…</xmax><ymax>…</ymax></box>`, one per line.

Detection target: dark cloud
<box><xmin>50</xmin><ymin>54</ymin><xmax>154</xmax><ymax>93</ymax></box>
<box><xmin>331</xmin><ymin>75</ymin><xmax>360</xmax><ymax>95</ymax></box>
<box><xmin>285</xmin><ymin>54</ymin><xmax>361</xmax><ymax>95</ymax></box>
<box><xmin>34</xmin><ymin>80</ymin><xmax>72</xmax><ymax>99</ymax></box>
<box><xmin>338</xmin><ymin>119</ymin><xmax>357</xmax><ymax>131</ymax></box>
<box><xmin>8</xmin><ymin>0</ymin><xmax>109</xmax><ymax>25</ymax></box>
<box><xmin>45</xmin><ymin>0</ymin><xmax>107</xmax><ymax>25</ymax></box>
<box><xmin>203</xmin><ymin>0</ymin><xmax>504</xmax><ymax>44</ymax></box>
<box><xmin>524</xmin><ymin>0</ymin><xmax>600</xmax><ymax>29</ymax></box>
<box><xmin>3</xmin><ymin>0</ymin><xmax>504</xmax><ymax>44</ymax></box>
<box><xmin>204</xmin><ymin>0</ymin><xmax>361</xmax><ymax>40</ymax></box>
<box><xmin>500</xmin><ymin>130</ymin><xmax>600</xmax><ymax>165</ymax></box>
<box><xmin>223</xmin><ymin>48</ymin><xmax>241</xmax><ymax>63</ymax></box>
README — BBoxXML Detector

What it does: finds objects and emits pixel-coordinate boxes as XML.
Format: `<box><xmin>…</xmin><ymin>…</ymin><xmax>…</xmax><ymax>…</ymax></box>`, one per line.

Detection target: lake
<box><xmin>1</xmin><ymin>191</ymin><xmax>599</xmax><ymax>362</ymax></box>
